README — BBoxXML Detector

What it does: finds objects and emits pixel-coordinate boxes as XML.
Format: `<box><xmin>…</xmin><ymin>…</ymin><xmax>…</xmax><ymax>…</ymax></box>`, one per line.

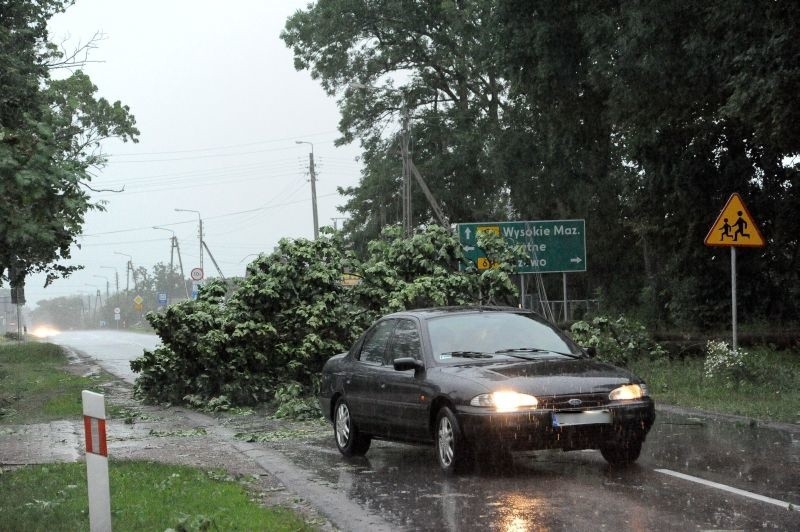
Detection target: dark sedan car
<box><xmin>319</xmin><ymin>307</ymin><xmax>655</xmax><ymax>473</ymax></box>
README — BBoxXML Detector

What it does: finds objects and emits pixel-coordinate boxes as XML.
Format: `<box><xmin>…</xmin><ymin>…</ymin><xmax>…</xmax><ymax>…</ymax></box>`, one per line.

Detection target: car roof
<box><xmin>384</xmin><ymin>306</ymin><xmax>536</xmax><ymax>320</ymax></box>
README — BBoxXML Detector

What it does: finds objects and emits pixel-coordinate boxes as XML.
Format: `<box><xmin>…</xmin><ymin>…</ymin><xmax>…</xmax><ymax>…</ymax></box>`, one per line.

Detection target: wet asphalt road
<box><xmin>54</xmin><ymin>330</ymin><xmax>800</xmax><ymax>531</ymax></box>
<box><xmin>49</xmin><ymin>329</ymin><xmax>159</xmax><ymax>383</ymax></box>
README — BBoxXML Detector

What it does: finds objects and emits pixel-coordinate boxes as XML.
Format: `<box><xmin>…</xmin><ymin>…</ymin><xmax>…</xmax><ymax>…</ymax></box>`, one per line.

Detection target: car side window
<box><xmin>358</xmin><ymin>319</ymin><xmax>396</xmax><ymax>365</ymax></box>
<box><xmin>387</xmin><ymin>319</ymin><xmax>422</xmax><ymax>363</ymax></box>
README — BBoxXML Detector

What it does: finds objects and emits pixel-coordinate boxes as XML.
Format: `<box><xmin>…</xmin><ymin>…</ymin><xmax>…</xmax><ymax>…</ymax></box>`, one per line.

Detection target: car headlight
<box><xmin>609</xmin><ymin>384</ymin><xmax>648</xmax><ymax>401</ymax></box>
<box><xmin>470</xmin><ymin>391</ymin><xmax>539</xmax><ymax>412</ymax></box>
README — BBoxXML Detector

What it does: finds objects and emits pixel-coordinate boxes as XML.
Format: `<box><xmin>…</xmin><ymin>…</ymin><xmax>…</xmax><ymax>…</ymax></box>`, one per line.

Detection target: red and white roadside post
<box><xmin>82</xmin><ymin>390</ymin><xmax>111</xmax><ymax>531</ymax></box>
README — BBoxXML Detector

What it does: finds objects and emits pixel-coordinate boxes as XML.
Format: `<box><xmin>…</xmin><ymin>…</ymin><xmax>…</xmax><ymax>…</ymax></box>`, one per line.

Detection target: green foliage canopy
<box><xmin>283</xmin><ymin>0</ymin><xmax>800</xmax><ymax>327</ymax></box>
<box><xmin>131</xmin><ymin>226</ymin><xmax>521</xmax><ymax>407</ymax></box>
<box><xmin>0</xmin><ymin>1</ymin><xmax>139</xmax><ymax>291</ymax></box>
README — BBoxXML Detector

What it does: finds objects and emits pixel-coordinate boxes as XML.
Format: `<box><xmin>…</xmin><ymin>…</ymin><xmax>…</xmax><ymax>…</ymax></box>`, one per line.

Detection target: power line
<box><xmin>78</xmin><ymin>192</ymin><xmax>340</xmax><ymax>241</ymax></box>
<box><xmin>106</xmin><ymin>130</ymin><xmax>341</xmax><ymax>157</ymax></box>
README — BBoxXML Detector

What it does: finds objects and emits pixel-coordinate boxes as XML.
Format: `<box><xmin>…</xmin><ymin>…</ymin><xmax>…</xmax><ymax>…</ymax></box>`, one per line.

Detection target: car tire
<box><xmin>600</xmin><ymin>435</ymin><xmax>643</xmax><ymax>466</ymax></box>
<box><xmin>333</xmin><ymin>398</ymin><xmax>371</xmax><ymax>457</ymax></box>
<box><xmin>435</xmin><ymin>406</ymin><xmax>473</xmax><ymax>474</ymax></box>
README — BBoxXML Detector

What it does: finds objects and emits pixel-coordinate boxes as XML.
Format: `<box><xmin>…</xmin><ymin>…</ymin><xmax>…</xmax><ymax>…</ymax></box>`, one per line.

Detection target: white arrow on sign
<box><xmin>464</xmin><ymin>245</ymin><xmax>475</xmax><ymax>252</ymax></box>
<box><xmin>465</xmin><ymin>228</ymin><xmax>472</xmax><ymax>241</ymax></box>
<box><xmin>570</xmin><ymin>257</ymin><xmax>583</xmax><ymax>264</ymax></box>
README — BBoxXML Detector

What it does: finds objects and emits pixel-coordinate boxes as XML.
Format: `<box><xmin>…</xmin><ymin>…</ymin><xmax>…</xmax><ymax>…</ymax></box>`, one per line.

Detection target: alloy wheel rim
<box><xmin>438</xmin><ymin>416</ymin><xmax>454</xmax><ymax>467</ymax></box>
<box><xmin>335</xmin><ymin>403</ymin><xmax>351</xmax><ymax>448</ymax></box>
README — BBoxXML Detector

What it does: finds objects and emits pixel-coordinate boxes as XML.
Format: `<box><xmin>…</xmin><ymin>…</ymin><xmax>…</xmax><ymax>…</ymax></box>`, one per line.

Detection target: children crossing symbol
<box><xmin>704</xmin><ymin>193</ymin><xmax>764</xmax><ymax>248</ymax></box>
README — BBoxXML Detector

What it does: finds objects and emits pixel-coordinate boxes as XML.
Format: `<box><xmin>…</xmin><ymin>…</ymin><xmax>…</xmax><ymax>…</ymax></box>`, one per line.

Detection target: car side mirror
<box><xmin>584</xmin><ymin>346</ymin><xmax>597</xmax><ymax>358</ymax></box>
<box><xmin>393</xmin><ymin>357</ymin><xmax>424</xmax><ymax>372</ymax></box>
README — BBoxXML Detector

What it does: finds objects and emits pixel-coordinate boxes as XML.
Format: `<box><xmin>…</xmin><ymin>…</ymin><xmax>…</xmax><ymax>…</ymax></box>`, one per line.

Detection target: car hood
<box><xmin>440</xmin><ymin>357</ymin><xmax>637</xmax><ymax>396</ymax></box>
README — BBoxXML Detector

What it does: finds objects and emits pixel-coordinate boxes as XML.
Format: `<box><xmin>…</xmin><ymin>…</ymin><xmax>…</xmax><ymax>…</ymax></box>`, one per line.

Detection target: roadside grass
<box><xmin>630</xmin><ymin>347</ymin><xmax>800</xmax><ymax>423</ymax></box>
<box><xmin>0</xmin><ymin>461</ymin><xmax>314</xmax><ymax>531</ymax></box>
<box><xmin>0</xmin><ymin>342</ymin><xmax>120</xmax><ymax>424</ymax></box>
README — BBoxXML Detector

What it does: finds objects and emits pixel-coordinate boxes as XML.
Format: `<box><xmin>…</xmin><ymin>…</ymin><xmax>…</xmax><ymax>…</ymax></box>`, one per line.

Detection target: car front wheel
<box><xmin>333</xmin><ymin>398</ymin><xmax>371</xmax><ymax>457</ymax></box>
<box><xmin>600</xmin><ymin>434</ymin><xmax>643</xmax><ymax>466</ymax></box>
<box><xmin>435</xmin><ymin>407</ymin><xmax>472</xmax><ymax>474</ymax></box>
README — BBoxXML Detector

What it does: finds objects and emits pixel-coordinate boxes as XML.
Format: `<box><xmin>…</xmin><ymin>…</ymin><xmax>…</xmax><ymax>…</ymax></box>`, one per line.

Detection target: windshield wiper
<box><xmin>494</xmin><ymin>347</ymin><xmax>582</xmax><ymax>359</ymax></box>
<box><xmin>441</xmin><ymin>351</ymin><xmax>494</xmax><ymax>359</ymax></box>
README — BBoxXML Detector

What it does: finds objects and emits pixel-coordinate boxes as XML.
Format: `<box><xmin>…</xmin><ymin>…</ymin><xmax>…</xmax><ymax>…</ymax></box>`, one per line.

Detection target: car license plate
<box><xmin>552</xmin><ymin>410</ymin><xmax>612</xmax><ymax>427</ymax></box>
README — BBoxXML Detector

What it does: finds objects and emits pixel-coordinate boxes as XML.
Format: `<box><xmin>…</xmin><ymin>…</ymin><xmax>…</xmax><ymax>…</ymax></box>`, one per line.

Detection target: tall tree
<box><xmin>283</xmin><ymin>0</ymin><xmax>510</xmax><ymax>251</ymax></box>
<box><xmin>285</xmin><ymin>0</ymin><xmax>800</xmax><ymax>326</ymax></box>
<box><xmin>0</xmin><ymin>0</ymin><xmax>139</xmax><ymax>293</ymax></box>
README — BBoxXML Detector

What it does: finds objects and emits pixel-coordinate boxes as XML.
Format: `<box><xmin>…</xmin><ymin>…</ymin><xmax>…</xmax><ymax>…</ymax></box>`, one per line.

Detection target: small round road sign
<box><xmin>190</xmin><ymin>267</ymin><xmax>204</xmax><ymax>281</ymax></box>
<box><xmin>113</xmin><ymin>307</ymin><xmax>121</xmax><ymax>314</ymax></box>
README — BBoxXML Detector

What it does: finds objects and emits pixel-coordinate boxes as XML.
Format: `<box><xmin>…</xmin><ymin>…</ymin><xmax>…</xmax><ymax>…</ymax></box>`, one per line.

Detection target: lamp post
<box><xmin>84</xmin><ymin>284</ymin><xmax>101</xmax><ymax>326</ymax></box>
<box><xmin>153</xmin><ymin>226</ymin><xmax>177</xmax><ymax>273</ymax></box>
<box><xmin>295</xmin><ymin>140</ymin><xmax>319</xmax><ymax>239</ymax></box>
<box><xmin>153</xmin><ymin>225</ymin><xmax>190</xmax><ymax>300</ymax></box>
<box><xmin>100</xmin><ymin>266</ymin><xmax>119</xmax><ymax>294</ymax></box>
<box><xmin>113</xmin><ymin>251</ymin><xmax>133</xmax><ymax>292</ymax></box>
<box><xmin>175</xmin><ymin>209</ymin><xmax>203</xmax><ymax>273</ymax></box>
<box><xmin>93</xmin><ymin>275</ymin><xmax>110</xmax><ymax>299</ymax></box>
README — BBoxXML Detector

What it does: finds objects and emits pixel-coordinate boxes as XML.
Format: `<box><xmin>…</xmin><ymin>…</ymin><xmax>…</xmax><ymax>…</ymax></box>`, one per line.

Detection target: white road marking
<box><xmin>655</xmin><ymin>469</ymin><xmax>795</xmax><ymax>510</ymax></box>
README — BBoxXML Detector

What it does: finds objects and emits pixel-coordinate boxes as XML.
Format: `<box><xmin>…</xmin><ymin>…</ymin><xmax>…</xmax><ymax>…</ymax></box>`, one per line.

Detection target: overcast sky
<box><xmin>28</xmin><ymin>0</ymin><xmax>362</xmax><ymax>307</ymax></box>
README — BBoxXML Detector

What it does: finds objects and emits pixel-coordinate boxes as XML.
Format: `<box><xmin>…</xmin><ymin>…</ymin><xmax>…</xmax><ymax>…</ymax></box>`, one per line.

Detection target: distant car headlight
<box><xmin>609</xmin><ymin>384</ymin><xmax>648</xmax><ymax>401</ymax></box>
<box><xmin>470</xmin><ymin>391</ymin><xmax>539</xmax><ymax>412</ymax></box>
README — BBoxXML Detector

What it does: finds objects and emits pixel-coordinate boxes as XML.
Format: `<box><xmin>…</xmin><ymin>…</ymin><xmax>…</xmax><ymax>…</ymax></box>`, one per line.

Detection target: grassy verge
<box><xmin>0</xmin><ymin>461</ymin><xmax>313</xmax><ymax>531</ymax></box>
<box><xmin>630</xmin><ymin>347</ymin><xmax>800</xmax><ymax>424</ymax></box>
<box><xmin>0</xmin><ymin>342</ymin><xmax>116</xmax><ymax>424</ymax></box>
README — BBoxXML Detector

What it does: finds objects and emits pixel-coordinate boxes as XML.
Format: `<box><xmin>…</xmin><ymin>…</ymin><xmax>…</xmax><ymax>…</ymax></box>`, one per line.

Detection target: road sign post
<box><xmin>457</xmin><ymin>220</ymin><xmax>586</xmax><ymax>318</ymax></box>
<box><xmin>457</xmin><ymin>220</ymin><xmax>587</xmax><ymax>274</ymax></box>
<box><xmin>704</xmin><ymin>193</ymin><xmax>765</xmax><ymax>350</ymax></box>
<box><xmin>82</xmin><ymin>390</ymin><xmax>111</xmax><ymax>532</ymax></box>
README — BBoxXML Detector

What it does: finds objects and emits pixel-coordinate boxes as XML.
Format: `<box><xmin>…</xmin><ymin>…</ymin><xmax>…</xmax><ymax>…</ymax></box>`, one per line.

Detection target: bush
<box><xmin>703</xmin><ymin>340</ymin><xmax>757</xmax><ymax>387</ymax></box>
<box><xmin>569</xmin><ymin>315</ymin><xmax>666</xmax><ymax>366</ymax></box>
<box><xmin>131</xmin><ymin>225</ymin><xmax>523</xmax><ymax>409</ymax></box>
<box><xmin>273</xmin><ymin>382</ymin><xmax>321</xmax><ymax>421</ymax></box>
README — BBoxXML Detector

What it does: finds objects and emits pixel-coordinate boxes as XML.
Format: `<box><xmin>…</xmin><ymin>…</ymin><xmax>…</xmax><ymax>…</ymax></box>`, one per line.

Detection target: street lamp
<box><xmin>174</xmin><ymin>209</ymin><xmax>203</xmax><ymax>272</ymax></box>
<box><xmin>84</xmin><ymin>284</ymin><xmax>101</xmax><ymax>326</ymax></box>
<box><xmin>153</xmin><ymin>225</ymin><xmax>190</xmax><ymax>300</ymax></box>
<box><xmin>113</xmin><ymin>251</ymin><xmax>133</xmax><ymax>292</ymax></box>
<box><xmin>153</xmin><ymin>225</ymin><xmax>176</xmax><ymax>273</ymax></box>
<box><xmin>93</xmin><ymin>275</ymin><xmax>109</xmax><ymax>299</ymax></box>
<box><xmin>295</xmin><ymin>140</ymin><xmax>319</xmax><ymax>239</ymax></box>
<box><xmin>100</xmin><ymin>266</ymin><xmax>119</xmax><ymax>293</ymax></box>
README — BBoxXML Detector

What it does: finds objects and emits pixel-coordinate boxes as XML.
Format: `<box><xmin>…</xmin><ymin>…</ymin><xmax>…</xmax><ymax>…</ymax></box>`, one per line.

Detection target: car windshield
<box><xmin>428</xmin><ymin>312</ymin><xmax>582</xmax><ymax>363</ymax></box>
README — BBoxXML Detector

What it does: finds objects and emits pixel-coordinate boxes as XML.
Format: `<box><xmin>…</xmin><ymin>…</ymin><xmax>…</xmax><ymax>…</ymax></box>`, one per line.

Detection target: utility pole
<box><xmin>101</xmin><ymin>266</ymin><xmax>118</xmax><ymax>294</ymax></box>
<box><xmin>296</xmin><ymin>141</ymin><xmax>319</xmax><ymax>239</ymax></box>
<box><xmin>175</xmin><ymin>209</ymin><xmax>203</xmax><ymax>272</ymax></box>
<box><xmin>349</xmin><ymin>82</ymin><xmax>450</xmax><ymax>236</ymax></box>
<box><xmin>93</xmin><ymin>275</ymin><xmax>109</xmax><ymax>299</ymax></box>
<box><xmin>174</xmin><ymin>236</ymin><xmax>189</xmax><ymax>299</ymax></box>
<box><xmin>400</xmin><ymin>104</ymin><xmax>412</xmax><ymax>237</ymax></box>
<box><xmin>202</xmin><ymin>241</ymin><xmax>226</xmax><ymax>280</ymax></box>
<box><xmin>114</xmin><ymin>252</ymin><xmax>133</xmax><ymax>292</ymax></box>
<box><xmin>154</xmin><ymin>226</ymin><xmax>190</xmax><ymax>300</ymax></box>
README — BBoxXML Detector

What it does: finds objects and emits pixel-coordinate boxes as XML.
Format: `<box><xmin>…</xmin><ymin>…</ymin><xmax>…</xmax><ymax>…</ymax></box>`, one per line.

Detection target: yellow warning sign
<box><xmin>704</xmin><ymin>193</ymin><xmax>764</xmax><ymax>247</ymax></box>
<box><xmin>476</xmin><ymin>226</ymin><xmax>500</xmax><ymax>237</ymax></box>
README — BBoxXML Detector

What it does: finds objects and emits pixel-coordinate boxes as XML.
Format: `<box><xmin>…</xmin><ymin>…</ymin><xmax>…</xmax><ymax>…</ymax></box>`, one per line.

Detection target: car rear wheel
<box><xmin>600</xmin><ymin>435</ymin><xmax>643</xmax><ymax>466</ymax></box>
<box><xmin>435</xmin><ymin>407</ymin><xmax>472</xmax><ymax>474</ymax></box>
<box><xmin>333</xmin><ymin>398</ymin><xmax>371</xmax><ymax>457</ymax></box>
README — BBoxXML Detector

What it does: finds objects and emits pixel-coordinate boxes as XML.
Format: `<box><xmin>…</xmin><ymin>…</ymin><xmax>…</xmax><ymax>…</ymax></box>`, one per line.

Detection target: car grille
<box><xmin>538</xmin><ymin>393</ymin><xmax>608</xmax><ymax>411</ymax></box>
